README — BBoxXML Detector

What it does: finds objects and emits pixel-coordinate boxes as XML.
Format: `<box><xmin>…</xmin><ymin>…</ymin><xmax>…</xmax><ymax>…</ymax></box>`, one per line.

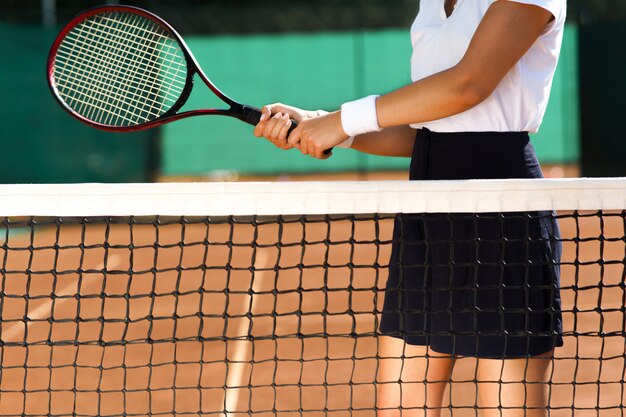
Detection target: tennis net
<box><xmin>0</xmin><ymin>179</ymin><xmax>624</xmax><ymax>417</ymax></box>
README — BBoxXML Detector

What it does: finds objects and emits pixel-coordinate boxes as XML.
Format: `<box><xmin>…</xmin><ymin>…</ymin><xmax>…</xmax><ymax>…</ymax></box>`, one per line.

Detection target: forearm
<box><xmin>313</xmin><ymin>66</ymin><xmax>481</xmax><ymax>157</ymax></box>
<box><xmin>377</xmin><ymin>65</ymin><xmax>484</xmax><ymax>128</ymax></box>
<box><xmin>350</xmin><ymin>125</ymin><xmax>416</xmax><ymax>157</ymax></box>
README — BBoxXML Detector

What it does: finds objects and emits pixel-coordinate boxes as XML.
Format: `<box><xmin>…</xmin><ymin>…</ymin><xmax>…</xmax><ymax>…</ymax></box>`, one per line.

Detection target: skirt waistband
<box><xmin>415</xmin><ymin>127</ymin><xmax>530</xmax><ymax>140</ymax></box>
<box><xmin>410</xmin><ymin>128</ymin><xmax>541</xmax><ymax>181</ymax></box>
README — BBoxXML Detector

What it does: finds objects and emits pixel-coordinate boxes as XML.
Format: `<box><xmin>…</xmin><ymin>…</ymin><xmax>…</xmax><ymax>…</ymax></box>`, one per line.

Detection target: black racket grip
<box><xmin>244</xmin><ymin>107</ymin><xmax>333</xmax><ymax>156</ymax></box>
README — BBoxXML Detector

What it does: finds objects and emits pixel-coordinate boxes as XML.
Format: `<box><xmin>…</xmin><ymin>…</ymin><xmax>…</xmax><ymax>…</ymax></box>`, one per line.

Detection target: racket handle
<box><xmin>243</xmin><ymin>107</ymin><xmax>333</xmax><ymax>156</ymax></box>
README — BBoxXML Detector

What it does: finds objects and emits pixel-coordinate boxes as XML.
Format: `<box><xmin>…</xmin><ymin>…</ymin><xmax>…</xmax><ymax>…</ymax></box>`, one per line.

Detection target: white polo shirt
<box><xmin>409</xmin><ymin>0</ymin><xmax>566</xmax><ymax>133</ymax></box>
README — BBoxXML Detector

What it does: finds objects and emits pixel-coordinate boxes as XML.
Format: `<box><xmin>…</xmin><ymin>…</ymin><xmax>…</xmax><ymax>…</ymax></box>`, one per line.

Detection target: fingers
<box><xmin>253</xmin><ymin>119</ymin><xmax>265</xmax><ymax>138</ymax></box>
<box><xmin>255</xmin><ymin>112</ymin><xmax>294</xmax><ymax>150</ymax></box>
<box><xmin>261</xmin><ymin>103</ymin><xmax>310</xmax><ymax>123</ymax></box>
<box><xmin>297</xmin><ymin>132</ymin><xmax>308</xmax><ymax>156</ymax></box>
<box><xmin>297</xmin><ymin>137</ymin><xmax>332</xmax><ymax>160</ymax></box>
<box><xmin>270</xmin><ymin>114</ymin><xmax>293</xmax><ymax>149</ymax></box>
<box><xmin>253</xmin><ymin>111</ymin><xmax>280</xmax><ymax>137</ymax></box>
<box><xmin>314</xmin><ymin>144</ymin><xmax>333</xmax><ymax>160</ymax></box>
<box><xmin>258</xmin><ymin>106</ymin><xmax>273</xmax><ymax>122</ymax></box>
<box><xmin>303</xmin><ymin>137</ymin><xmax>332</xmax><ymax>160</ymax></box>
<box><xmin>254</xmin><ymin>103</ymin><xmax>301</xmax><ymax>152</ymax></box>
<box><xmin>253</xmin><ymin>104</ymin><xmax>335</xmax><ymax>159</ymax></box>
<box><xmin>289</xmin><ymin>118</ymin><xmax>337</xmax><ymax>160</ymax></box>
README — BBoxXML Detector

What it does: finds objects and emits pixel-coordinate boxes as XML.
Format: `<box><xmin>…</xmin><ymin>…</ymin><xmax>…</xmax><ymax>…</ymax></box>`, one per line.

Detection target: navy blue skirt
<box><xmin>379</xmin><ymin>128</ymin><xmax>563</xmax><ymax>358</ymax></box>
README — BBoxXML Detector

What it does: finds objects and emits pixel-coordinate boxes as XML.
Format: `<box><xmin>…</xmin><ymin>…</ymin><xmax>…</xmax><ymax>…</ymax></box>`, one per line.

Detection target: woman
<box><xmin>254</xmin><ymin>1</ymin><xmax>566</xmax><ymax>416</ymax></box>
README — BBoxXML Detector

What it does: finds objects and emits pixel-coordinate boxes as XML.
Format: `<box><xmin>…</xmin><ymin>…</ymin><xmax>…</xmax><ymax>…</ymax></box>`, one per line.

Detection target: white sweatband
<box><xmin>340</xmin><ymin>95</ymin><xmax>382</xmax><ymax>137</ymax></box>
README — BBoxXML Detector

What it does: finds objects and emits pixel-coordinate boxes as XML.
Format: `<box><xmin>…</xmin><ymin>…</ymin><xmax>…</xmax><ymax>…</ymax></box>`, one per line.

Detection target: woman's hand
<box><xmin>253</xmin><ymin>104</ymin><xmax>349</xmax><ymax>159</ymax></box>
<box><xmin>288</xmin><ymin>111</ymin><xmax>350</xmax><ymax>159</ymax></box>
<box><xmin>254</xmin><ymin>103</ymin><xmax>417</xmax><ymax>158</ymax></box>
<box><xmin>253</xmin><ymin>103</ymin><xmax>317</xmax><ymax>151</ymax></box>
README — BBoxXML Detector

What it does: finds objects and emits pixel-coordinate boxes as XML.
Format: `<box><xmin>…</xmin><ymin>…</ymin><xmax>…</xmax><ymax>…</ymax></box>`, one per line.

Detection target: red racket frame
<box><xmin>47</xmin><ymin>5</ymin><xmax>263</xmax><ymax>132</ymax></box>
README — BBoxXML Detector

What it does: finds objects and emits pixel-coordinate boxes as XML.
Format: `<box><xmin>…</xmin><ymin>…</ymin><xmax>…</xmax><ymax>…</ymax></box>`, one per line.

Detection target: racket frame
<box><xmin>47</xmin><ymin>5</ymin><xmax>261</xmax><ymax>132</ymax></box>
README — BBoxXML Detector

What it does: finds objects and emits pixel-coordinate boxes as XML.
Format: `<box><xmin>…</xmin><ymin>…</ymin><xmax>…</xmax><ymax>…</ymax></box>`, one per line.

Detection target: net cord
<box><xmin>0</xmin><ymin>179</ymin><xmax>624</xmax><ymax>217</ymax></box>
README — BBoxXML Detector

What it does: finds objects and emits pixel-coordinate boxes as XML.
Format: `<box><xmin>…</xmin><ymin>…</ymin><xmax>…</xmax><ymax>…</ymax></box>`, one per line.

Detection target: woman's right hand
<box><xmin>253</xmin><ymin>103</ymin><xmax>319</xmax><ymax>151</ymax></box>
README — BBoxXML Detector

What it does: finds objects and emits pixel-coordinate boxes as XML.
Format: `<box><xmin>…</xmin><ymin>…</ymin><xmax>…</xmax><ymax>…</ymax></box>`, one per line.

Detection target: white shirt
<box><xmin>409</xmin><ymin>0</ymin><xmax>566</xmax><ymax>133</ymax></box>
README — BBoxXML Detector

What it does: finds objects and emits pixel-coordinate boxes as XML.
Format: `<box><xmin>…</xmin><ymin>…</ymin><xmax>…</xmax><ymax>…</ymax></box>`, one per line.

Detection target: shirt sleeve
<box><xmin>503</xmin><ymin>0</ymin><xmax>566</xmax><ymax>23</ymax></box>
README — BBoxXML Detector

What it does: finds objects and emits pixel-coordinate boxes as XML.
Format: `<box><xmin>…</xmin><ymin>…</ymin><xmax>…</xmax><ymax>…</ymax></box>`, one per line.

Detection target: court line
<box><xmin>1</xmin><ymin>255</ymin><xmax>121</xmax><ymax>341</ymax></box>
<box><xmin>224</xmin><ymin>249</ymin><xmax>269</xmax><ymax>416</ymax></box>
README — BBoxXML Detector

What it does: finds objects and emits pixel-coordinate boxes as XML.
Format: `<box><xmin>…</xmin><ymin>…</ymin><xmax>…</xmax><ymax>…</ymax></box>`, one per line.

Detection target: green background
<box><xmin>0</xmin><ymin>23</ymin><xmax>579</xmax><ymax>182</ymax></box>
<box><xmin>0</xmin><ymin>23</ymin><xmax>157</xmax><ymax>183</ymax></box>
<box><xmin>162</xmin><ymin>26</ymin><xmax>580</xmax><ymax>177</ymax></box>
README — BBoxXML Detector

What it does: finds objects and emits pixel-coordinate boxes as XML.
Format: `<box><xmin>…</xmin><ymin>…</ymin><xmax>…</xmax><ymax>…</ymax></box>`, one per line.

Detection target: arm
<box><xmin>350</xmin><ymin>126</ymin><xmax>416</xmax><ymax>157</ymax></box>
<box><xmin>377</xmin><ymin>0</ymin><xmax>554</xmax><ymax>127</ymax></box>
<box><xmin>286</xmin><ymin>0</ymin><xmax>554</xmax><ymax>158</ymax></box>
<box><xmin>253</xmin><ymin>106</ymin><xmax>415</xmax><ymax>157</ymax></box>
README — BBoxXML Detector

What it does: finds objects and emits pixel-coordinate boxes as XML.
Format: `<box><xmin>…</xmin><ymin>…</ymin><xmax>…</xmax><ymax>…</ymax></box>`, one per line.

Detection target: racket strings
<box><xmin>70</xmin><ymin>13</ymin><xmax>186</xmax><ymax>123</ymax></box>
<box><xmin>53</xmin><ymin>10</ymin><xmax>188</xmax><ymax>127</ymax></box>
<box><xmin>71</xmin><ymin>14</ymin><xmax>165</xmax><ymax>124</ymax></box>
<box><xmin>56</xmin><ymin>15</ymin><xmax>158</xmax><ymax>124</ymax></box>
<box><xmin>56</xmin><ymin>16</ymin><xmax>167</xmax><ymax>125</ymax></box>
<box><xmin>75</xmin><ymin>14</ymin><xmax>180</xmax><ymax>123</ymax></box>
<box><xmin>56</xmin><ymin>15</ymin><xmax>159</xmax><ymax>125</ymax></box>
<box><xmin>77</xmin><ymin>15</ymin><xmax>186</xmax><ymax>90</ymax></box>
<box><xmin>82</xmin><ymin>13</ymin><xmax>185</xmax><ymax>123</ymax></box>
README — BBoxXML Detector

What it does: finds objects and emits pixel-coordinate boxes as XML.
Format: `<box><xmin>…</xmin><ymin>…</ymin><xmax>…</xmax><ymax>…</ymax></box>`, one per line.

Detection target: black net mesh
<box><xmin>0</xmin><ymin>209</ymin><xmax>624</xmax><ymax>416</ymax></box>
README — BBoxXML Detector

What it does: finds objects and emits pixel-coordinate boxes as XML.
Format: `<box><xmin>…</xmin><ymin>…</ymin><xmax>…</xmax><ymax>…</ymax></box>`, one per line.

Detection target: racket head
<box><xmin>47</xmin><ymin>5</ymin><xmax>198</xmax><ymax>131</ymax></box>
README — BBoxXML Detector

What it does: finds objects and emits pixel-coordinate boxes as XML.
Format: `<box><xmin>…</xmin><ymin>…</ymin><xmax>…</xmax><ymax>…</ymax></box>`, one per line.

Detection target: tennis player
<box><xmin>254</xmin><ymin>1</ymin><xmax>565</xmax><ymax>416</ymax></box>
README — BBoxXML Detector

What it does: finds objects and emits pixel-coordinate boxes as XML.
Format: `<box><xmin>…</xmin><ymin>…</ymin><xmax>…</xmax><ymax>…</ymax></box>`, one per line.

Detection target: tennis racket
<box><xmin>47</xmin><ymin>5</ymin><xmax>328</xmax><ymax>153</ymax></box>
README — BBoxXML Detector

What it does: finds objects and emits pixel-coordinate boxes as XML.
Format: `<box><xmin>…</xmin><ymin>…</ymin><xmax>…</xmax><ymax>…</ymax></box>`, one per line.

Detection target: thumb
<box><xmin>287</xmin><ymin>124</ymin><xmax>302</xmax><ymax>147</ymax></box>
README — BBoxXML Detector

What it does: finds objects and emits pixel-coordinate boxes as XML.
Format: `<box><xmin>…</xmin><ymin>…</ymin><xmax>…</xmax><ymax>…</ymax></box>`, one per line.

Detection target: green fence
<box><xmin>0</xmin><ymin>23</ymin><xmax>157</xmax><ymax>184</ymax></box>
<box><xmin>162</xmin><ymin>25</ymin><xmax>580</xmax><ymax>177</ymax></box>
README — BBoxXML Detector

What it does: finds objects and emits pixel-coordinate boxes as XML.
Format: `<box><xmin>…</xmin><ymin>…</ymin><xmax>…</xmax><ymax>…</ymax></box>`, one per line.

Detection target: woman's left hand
<box><xmin>288</xmin><ymin>111</ymin><xmax>350</xmax><ymax>159</ymax></box>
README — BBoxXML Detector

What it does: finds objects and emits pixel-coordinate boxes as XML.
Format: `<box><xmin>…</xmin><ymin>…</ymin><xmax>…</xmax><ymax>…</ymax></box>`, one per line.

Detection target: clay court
<box><xmin>0</xmin><ymin>207</ymin><xmax>624</xmax><ymax>416</ymax></box>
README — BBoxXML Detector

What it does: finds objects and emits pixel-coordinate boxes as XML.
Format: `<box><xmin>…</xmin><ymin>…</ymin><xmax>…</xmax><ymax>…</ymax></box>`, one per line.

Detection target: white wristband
<box><xmin>340</xmin><ymin>95</ymin><xmax>382</xmax><ymax>137</ymax></box>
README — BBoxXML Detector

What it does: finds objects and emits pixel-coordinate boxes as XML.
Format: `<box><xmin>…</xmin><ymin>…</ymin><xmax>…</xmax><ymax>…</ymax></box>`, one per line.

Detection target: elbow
<box><xmin>452</xmin><ymin>68</ymin><xmax>496</xmax><ymax>110</ymax></box>
<box><xmin>459</xmin><ymin>84</ymin><xmax>489</xmax><ymax>109</ymax></box>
